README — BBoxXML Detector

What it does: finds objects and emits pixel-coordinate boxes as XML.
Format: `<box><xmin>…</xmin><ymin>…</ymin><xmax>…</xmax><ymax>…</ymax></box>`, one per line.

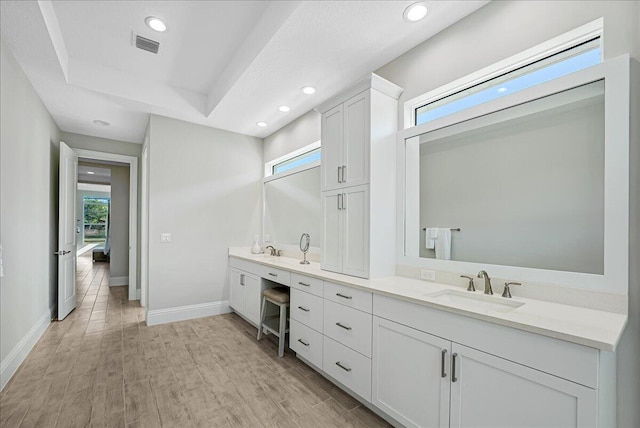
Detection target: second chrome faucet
<box><xmin>477</xmin><ymin>270</ymin><xmax>493</xmax><ymax>295</ymax></box>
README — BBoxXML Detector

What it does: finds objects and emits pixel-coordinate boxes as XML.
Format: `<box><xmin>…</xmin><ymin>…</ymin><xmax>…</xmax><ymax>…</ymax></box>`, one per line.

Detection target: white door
<box><xmin>449</xmin><ymin>343</ymin><xmax>597</xmax><ymax>428</ymax></box>
<box><xmin>57</xmin><ymin>142</ymin><xmax>78</xmax><ymax>320</ymax></box>
<box><xmin>243</xmin><ymin>273</ymin><xmax>262</xmax><ymax>325</ymax></box>
<box><xmin>229</xmin><ymin>268</ymin><xmax>245</xmax><ymax>315</ymax></box>
<box><xmin>343</xmin><ymin>91</ymin><xmax>370</xmax><ymax>188</ymax></box>
<box><xmin>342</xmin><ymin>185</ymin><xmax>369</xmax><ymax>278</ymax></box>
<box><xmin>321</xmin><ymin>189</ymin><xmax>343</xmax><ymax>273</ymax></box>
<box><xmin>321</xmin><ymin>104</ymin><xmax>344</xmax><ymax>191</ymax></box>
<box><xmin>372</xmin><ymin>317</ymin><xmax>451</xmax><ymax>428</ymax></box>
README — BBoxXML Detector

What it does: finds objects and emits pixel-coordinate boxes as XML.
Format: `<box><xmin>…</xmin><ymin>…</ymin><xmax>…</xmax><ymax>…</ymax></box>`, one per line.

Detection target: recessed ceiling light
<box><xmin>301</xmin><ymin>86</ymin><xmax>316</xmax><ymax>95</ymax></box>
<box><xmin>278</xmin><ymin>105</ymin><xmax>291</xmax><ymax>112</ymax></box>
<box><xmin>93</xmin><ymin>119</ymin><xmax>110</xmax><ymax>126</ymax></box>
<box><xmin>145</xmin><ymin>16</ymin><xmax>167</xmax><ymax>32</ymax></box>
<box><xmin>403</xmin><ymin>2</ymin><xmax>428</xmax><ymax>22</ymax></box>
<box><xmin>256</xmin><ymin>122</ymin><xmax>268</xmax><ymax>127</ymax></box>
<box><xmin>497</xmin><ymin>87</ymin><xmax>508</xmax><ymax>93</ymax></box>
<box><xmin>87</xmin><ymin>171</ymin><xmax>95</xmax><ymax>175</ymax></box>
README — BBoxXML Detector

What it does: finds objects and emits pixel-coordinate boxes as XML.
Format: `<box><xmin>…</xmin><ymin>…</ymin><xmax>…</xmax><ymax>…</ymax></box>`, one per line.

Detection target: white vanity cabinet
<box><xmin>229</xmin><ymin>267</ymin><xmax>262</xmax><ymax>325</ymax></box>
<box><xmin>317</xmin><ymin>73</ymin><xmax>402</xmax><ymax>279</ymax></box>
<box><xmin>372</xmin><ymin>295</ymin><xmax>607</xmax><ymax>428</ymax></box>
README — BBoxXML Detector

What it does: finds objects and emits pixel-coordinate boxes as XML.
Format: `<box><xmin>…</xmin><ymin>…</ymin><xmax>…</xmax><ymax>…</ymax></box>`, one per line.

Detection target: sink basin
<box><xmin>427</xmin><ymin>289</ymin><xmax>524</xmax><ymax>313</ymax></box>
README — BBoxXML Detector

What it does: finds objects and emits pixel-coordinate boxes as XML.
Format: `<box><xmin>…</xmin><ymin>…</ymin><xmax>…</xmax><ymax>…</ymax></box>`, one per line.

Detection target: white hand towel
<box><xmin>425</xmin><ymin>228</ymin><xmax>438</xmax><ymax>249</ymax></box>
<box><xmin>435</xmin><ymin>228</ymin><xmax>451</xmax><ymax>260</ymax></box>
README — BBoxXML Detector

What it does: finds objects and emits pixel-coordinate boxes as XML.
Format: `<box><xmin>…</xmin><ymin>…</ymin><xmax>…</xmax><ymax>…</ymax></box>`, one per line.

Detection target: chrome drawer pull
<box><xmin>336</xmin><ymin>293</ymin><xmax>352</xmax><ymax>300</ymax></box>
<box><xmin>298</xmin><ymin>306</ymin><xmax>310</xmax><ymax>312</ymax></box>
<box><xmin>268</xmin><ymin>272</ymin><xmax>278</xmax><ymax>277</ymax></box>
<box><xmin>441</xmin><ymin>349</ymin><xmax>447</xmax><ymax>378</ymax></box>
<box><xmin>335</xmin><ymin>322</ymin><xmax>352</xmax><ymax>331</ymax></box>
<box><xmin>452</xmin><ymin>353</ymin><xmax>458</xmax><ymax>383</ymax></box>
<box><xmin>297</xmin><ymin>339</ymin><xmax>309</xmax><ymax>347</ymax></box>
<box><xmin>335</xmin><ymin>361</ymin><xmax>352</xmax><ymax>372</ymax></box>
<box><xmin>298</xmin><ymin>281</ymin><xmax>311</xmax><ymax>287</ymax></box>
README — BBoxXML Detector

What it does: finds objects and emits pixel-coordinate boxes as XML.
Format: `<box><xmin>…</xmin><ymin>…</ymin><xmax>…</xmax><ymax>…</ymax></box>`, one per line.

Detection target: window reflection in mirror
<box><xmin>264</xmin><ymin>166</ymin><xmax>321</xmax><ymax>248</ymax></box>
<box><xmin>412</xmin><ymin>80</ymin><xmax>604</xmax><ymax>274</ymax></box>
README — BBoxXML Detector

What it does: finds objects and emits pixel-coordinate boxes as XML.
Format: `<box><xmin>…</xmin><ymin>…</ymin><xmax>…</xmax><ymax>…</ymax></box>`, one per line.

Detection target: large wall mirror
<box><xmin>399</xmin><ymin>57</ymin><xmax>630</xmax><ymax>293</ymax></box>
<box><xmin>264</xmin><ymin>164</ymin><xmax>321</xmax><ymax>249</ymax></box>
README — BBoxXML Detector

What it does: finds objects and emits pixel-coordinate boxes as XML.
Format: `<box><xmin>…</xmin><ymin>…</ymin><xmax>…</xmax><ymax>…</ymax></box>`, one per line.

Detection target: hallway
<box><xmin>0</xmin><ymin>254</ymin><xmax>389</xmax><ymax>427</ymax></box>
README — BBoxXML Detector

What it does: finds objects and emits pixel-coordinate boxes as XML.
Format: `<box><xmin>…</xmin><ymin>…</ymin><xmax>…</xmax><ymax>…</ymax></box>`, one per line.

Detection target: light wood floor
<box><xmin>0</xmin><ymin>252</ymin><xmax>391</xmax><ymax>428</ymax></box>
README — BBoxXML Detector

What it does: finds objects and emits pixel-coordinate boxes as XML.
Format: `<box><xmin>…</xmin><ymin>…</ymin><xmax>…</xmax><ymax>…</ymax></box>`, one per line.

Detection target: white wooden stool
<box><xmin>256</xmin><ymin>287</ymin><xmax>290</xmax><ymax>357</ymax></box>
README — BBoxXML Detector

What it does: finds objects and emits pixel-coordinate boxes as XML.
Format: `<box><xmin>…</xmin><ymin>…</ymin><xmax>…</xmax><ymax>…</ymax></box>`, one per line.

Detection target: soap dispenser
<box><xmin>251</xmin><ymin>235</ymin><xmax>262</xmax><ymax>254</ymax></box>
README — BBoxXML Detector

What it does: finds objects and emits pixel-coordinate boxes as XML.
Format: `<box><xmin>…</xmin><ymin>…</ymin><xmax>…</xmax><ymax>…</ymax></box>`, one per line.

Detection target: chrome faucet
<box><xmin>265</xmin><ymin>245</ymin><xmax>280</xmax><ymax>257</ymax></box>
<box><xmin>477</xmin><ymin>270</ymin><xmax>493</xmax><ymax>295</ymax></box>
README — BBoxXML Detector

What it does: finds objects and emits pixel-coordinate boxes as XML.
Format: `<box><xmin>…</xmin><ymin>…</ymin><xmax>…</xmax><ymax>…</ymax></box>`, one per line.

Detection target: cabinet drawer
<box><xmin>229</xmin><ymin>257</ymin><xmax>262</xmax><ymax>277</ymax></box>
<box><xmin>291</xmin><ymin>289</ymin><xmax>324</xmax><ymax>333</ymax></box>
<box><xmin>323</xmin><ymin>336</ymin><xmax>372</xmax><ymax>402</ymax></box>
<box><xmin>324</xmin><ymin>282</ymin><xmax>372</xmax><ymax>313</ymax></box>
<box><xmin>261</xmin><ymin>266</ymin><xmax>291</xmax><ymax>286</ymax></box>
<box><xmin>290</xmin><ymin>320</ymin><xmax>323</xmax><ymax>369</ymax></box>
<box><xmin>291</xmin><ymin>273</ymin><xmax>324</xmax><ymax>297</ymax></box>
<box><xmin>324</xmin><ymin>300</ymin><xmax>372</xmax><ymax>357</ymax></box>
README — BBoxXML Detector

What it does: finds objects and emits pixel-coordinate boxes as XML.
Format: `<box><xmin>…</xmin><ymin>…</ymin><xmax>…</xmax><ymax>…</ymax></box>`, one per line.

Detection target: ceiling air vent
<box><xmin>135</xmin><ymin>35</ymin><xmax>159</xmax><ymax>54</ymax></box>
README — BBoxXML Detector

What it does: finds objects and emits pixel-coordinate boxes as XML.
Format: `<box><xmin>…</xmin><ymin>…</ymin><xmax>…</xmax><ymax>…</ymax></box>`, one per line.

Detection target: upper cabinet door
<box><xmin>343</xmin><ymin>91</ymin><xmax>370</xmax><ymax>188</ymax></box>
<box><xmin>449</xmin><ymin>343</ymin><xmax>597</xmax><ymax>428</ymax></box>
<box><xmin>321</xmin><ymin>104</ymin><xmax>344</xmax><ymax>191</ymax></box>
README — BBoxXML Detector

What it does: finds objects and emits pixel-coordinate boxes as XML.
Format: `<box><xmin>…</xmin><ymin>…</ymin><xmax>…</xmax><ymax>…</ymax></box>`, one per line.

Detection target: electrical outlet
<box><xmin>421</xmin><ymin>269</ymin><xmax>436</xmax><ymax>281</ymax></box>
<box><xmin>160</xmin><ymin>233</ymin><xmax>171</xmax><ymax>243</ymax></box>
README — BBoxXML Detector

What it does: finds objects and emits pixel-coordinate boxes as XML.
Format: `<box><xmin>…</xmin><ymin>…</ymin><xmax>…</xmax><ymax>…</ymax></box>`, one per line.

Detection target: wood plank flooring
<box><xmin>0</xmin><ymin>252</ymin><xmax>392</xmax><ymax>427</ymax></box>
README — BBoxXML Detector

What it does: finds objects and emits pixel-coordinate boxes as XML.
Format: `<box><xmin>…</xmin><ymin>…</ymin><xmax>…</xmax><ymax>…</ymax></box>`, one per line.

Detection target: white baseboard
<box><xmin>146</xmin><ymin>300</ymin><xmax>231</xmax><ymax>326</ymax></box>
<box><xmin>1</xmin><ymin>312</ymin><xmax>50</xmax><ymax>391</ymax></box>
<box><xmin>109</xmin><ymin>276</ymin><xmax>128</xmax><ymax>286</ymax></box>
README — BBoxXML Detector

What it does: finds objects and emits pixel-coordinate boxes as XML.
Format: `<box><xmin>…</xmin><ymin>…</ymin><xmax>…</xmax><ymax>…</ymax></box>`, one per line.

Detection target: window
<box><xmin>405</xmin><ymin>18</ymin><xmax>604</xmax><ymax>128</ymax></box>
<box><xmin>83</xmin><ymin>197</ymin><xmax>109</xmax><ymax>242</ymax></box>
<box><xmin>272</xmin><ymin>147</ymin><xmax>321</xmax><ymax>175</ymax></box>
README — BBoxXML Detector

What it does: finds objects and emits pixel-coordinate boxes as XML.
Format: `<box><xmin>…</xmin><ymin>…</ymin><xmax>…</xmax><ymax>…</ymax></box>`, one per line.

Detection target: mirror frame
<box><xmin>396</xmin><ymin>55</ymin><xmax>630</xmax><ymax>294</ymax></box>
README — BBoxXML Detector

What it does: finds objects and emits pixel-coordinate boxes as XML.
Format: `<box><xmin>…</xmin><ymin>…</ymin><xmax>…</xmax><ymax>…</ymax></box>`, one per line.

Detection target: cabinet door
<box><xmin>342</xmin><ymin>185</ymin><xmax>369</xmax><ymax>278</ymax></box>
<box><xmin>229</xmin><ymin>268</ymin><xmax>246</xmax><ymax>315</ymax></box>
<box><xmin>321</xmin><ymin>190</ymin><xmax>343</xmax><ymax>273</ymax></box>
<box><xmin>449</xmin><ymin>343</ymin><xmax>597</xmax><ymax>428</ymax></box>
<box><xmin>242</xmin><ymin>273</ymin><xmax>262</xmax><ymax>325</ymax></box>
<box><xmin>343</xmin><ymin>91</ymin><xmax>370</xmax><ymax>188</ymax></box>
<box><xmin>321</xmin><ymin>104</ymin><xmax>344</xmax><ymax>191</ymax></box>
<box><xmin>372</xmin><ymin>317</ymin><xmax>451</xmax><ymax>428</ymax></box>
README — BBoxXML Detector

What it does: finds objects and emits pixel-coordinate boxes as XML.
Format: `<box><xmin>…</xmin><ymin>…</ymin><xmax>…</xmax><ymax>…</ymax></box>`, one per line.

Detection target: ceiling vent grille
<box><xmin>135</xmin><ymin>35</ymin><xmax>159</xmax><ymax>54</ymax></box>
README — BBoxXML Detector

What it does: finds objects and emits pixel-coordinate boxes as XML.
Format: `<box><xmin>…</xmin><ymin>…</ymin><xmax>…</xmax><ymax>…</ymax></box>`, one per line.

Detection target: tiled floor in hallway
<box><xmin>0</xmin><ymin>252</ymin><xmax>391</xmax><ymax>428</ymax></box>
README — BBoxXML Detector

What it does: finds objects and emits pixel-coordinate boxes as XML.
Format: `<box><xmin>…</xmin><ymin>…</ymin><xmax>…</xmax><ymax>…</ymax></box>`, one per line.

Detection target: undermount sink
<box><xmin>428</xmin><ymin>289</ymin><xmax>524</xmax><ymax>313</ymax></box>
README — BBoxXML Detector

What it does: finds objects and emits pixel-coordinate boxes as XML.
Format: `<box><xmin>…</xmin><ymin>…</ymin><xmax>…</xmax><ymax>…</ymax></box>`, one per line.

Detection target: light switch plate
<box><xmin>160</xmin><ymin>233</ymin><xmax>171</xmax><ymax>243</ymax></box>
<box><xmin>421</xmin><ymin>269</ymin><xmax>436</xmax><ymax>281</ymax></box>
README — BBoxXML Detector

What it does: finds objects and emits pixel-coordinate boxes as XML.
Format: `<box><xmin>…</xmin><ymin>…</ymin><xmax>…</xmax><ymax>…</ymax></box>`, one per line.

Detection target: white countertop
<box><xmin>229</xmin><ymin>248</ymin><xmax>627</xmax><ymax>352</ymax></box>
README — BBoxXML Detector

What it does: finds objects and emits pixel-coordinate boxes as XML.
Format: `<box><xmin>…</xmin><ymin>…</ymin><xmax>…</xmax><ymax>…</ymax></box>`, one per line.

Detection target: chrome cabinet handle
<box><xmin>54</xmin><ymin>250</ymin><xmax>71</xmax><ymax>255</ymax></box>
<box><xmin>342</xmin><ymin>193</ymin><xmax>346</xmax><ymax>210</ymax></box>
<box><xmin>298</xmin><ymin>282</ymin><xmax>310</xmax><ymax>287</ymax></box>
<box><xmin>336</xmin><ymin>293</ymin><xmax>352</xmax><ymax>300</ymax></box>
<box><xmin>452</xmin><ymin>353</ymin><xmax>458</xmax><ymax>383</ymax></box>
<box><xmin>342</xmin><ymin>165</ymin><xmax>347</xmax><ymax>182</ymax></box>
<box><xmin>297</xmin><ymin>338</ymin><xmax>309</xmax><ymax>347</ymax></box>
<box><xmin>268</xmin><ymin>272</ymin><xmax>277</xmax><ymax>277</ymax></box>
<box><xmin>338</xmin><ymin>193</ymin><xmax>343</xmax><ymax>210</ymax></box>
<box><xmin>335</xmin><ymin>361</ymin><xmax>352</xmax><ymax>372</ymax></box>
<box><xmin>240</xmin><ymin>274</ymin><xmax>245</xmax><ymax>286</ymax></box>
<box><xmin>298</xmin><ymin>306</ymin><xmax>310</xmax><ymax>312</ymax></box>
<box><xmin>335</xmin><ymin>322</ymin><xmax>352</xmax><ymax>331</ymax></box>
<box><xmin>441</xmin><ymin>349</ymin><xmax>447</xmax><ymax>378</ymax></box>
<box><xmin>338</xmin><ymin>166</ymin><xmax>342</xmax><ymax>183</ymax></box>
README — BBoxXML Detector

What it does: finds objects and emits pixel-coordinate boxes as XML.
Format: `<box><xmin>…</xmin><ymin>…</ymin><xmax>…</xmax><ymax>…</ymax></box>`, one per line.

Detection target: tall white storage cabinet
<box><xmin>317</xmin><ymin>74</ymin><xmax>402</xmax><ymax>279</ymax></box>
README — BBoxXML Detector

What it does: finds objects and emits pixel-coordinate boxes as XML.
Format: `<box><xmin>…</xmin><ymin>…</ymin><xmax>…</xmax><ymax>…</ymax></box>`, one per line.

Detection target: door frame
<box><xmin>74</xmin><ymin>148</ymin><xmax>139</xmax><ymax>301</ymax></box>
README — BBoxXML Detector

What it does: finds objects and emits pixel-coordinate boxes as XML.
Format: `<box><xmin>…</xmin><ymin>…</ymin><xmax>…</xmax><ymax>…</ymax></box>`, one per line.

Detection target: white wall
<box><xmin>109</xmin><ymin>164</ymin><xmax>129</xmax><ymax>280</ymax></box>
<box><xmin>0</xmin><ymin>36</ymin><xmax>60</xmax><ymax>389</ymax></box>
<box><xmin>147</xmin><ymin>115</ymin><xmax>263</xmax><ymax>317</ymax></box>
<box><xmin>263</xmin><ymin>110</ymin><xmax>320</xmax><ymax>163</ymax></box>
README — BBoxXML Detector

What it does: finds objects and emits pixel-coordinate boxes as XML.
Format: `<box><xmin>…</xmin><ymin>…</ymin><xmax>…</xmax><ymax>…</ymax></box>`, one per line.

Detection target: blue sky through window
<box><xmin>273</xmin><ymin>148</ymin><xmax>321</xmax><ymax>174</ymax></box>
<box><xmin>416</xmin><ymin>47</ymin><xmax>601</xmax><ymax>125</ymax></box>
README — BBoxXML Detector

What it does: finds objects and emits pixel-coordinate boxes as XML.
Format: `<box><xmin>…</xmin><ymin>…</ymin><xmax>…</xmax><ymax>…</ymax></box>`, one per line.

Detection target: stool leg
<box><xmin>278</xmin><ymin>303</ymin><xmax>287</xmax><ymax>357</ymax></box>
<box><xmin>257</xmin><ymin>296</ymin><xmax>267</xmax><ymax>341</ymax></box>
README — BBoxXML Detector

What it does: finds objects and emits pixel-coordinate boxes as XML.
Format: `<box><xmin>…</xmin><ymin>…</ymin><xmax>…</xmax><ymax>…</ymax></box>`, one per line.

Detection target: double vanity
<box><xmin>229</xmin><ymin>248</ymin><xmax>626</xmax><ymax>428</ymax></box>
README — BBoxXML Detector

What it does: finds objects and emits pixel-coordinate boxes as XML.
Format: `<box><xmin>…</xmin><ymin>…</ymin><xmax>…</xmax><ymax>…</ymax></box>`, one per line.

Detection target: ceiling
<box><xmin>78</xmin><ymin>164</ymin><xmax>111</xmax><ymax>184</ymax></box>
<box><xmin>0</xmin><ymin>1</ymin><xmax>488</xmax><ymax>144</ymax></box>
